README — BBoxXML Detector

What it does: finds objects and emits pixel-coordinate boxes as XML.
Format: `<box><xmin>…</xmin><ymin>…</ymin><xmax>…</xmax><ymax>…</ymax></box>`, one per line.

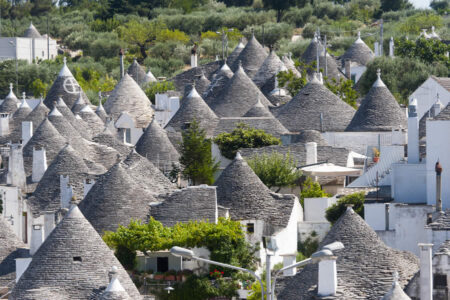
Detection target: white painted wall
<box><xmin>322</xmin><ymin>130</ymin><xmax>406</xmax><ymax>155</ymax></box>
<box><xmin>154</xmin><ymin>94</ymin><xmax>180</xmax><ymax>128</ymax></box>
<box><xmin>351</xmin><ymin>65</ymin><xmax>366</xmax><ymax>83</ymax></box>
<box><xmin>0</xmin><ymin>37</ymin><xmax>57</xmax><ymax>63</ymax></box>
<box><xmin>410</xmin><ymin>77</ymin><xmax>450</xmax><ymax>120</ymax></box>
<box><xmin>114</xmin><ymin>113</ymin><xmax>144</xmax><ymax>145</ymax></box>
<box><xmin>304</xmin><ymin>197</ymin><xmax>336</xmax><ymax>222</ymax></box>
<box><xmin>391</xmin><ymin>162</ymin><xmax>427</xmax><ymax>204</ymax></box>
<box><xmin>0</xmin><ymin>185</ymin><xmax>25</xmax><ymax>242</ymax></box>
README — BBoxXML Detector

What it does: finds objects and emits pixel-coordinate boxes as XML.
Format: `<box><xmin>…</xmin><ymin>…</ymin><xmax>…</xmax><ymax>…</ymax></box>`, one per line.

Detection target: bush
<box><xmin>213</xmin><ymin>123</ymin><xmax>281</xmax><ymax>160</ymax></box>
<box><xmin>313</xmin><ymin>1</ymin><xmax>346</xmax><ymax>20</ymax></box>
<box><xmin>145</xmin><ymin>81</ymin><xmax>175</xmax><ymax>104</ymax></box>
<box><xmin>399</xmin><ymin>12</ymin><xmax>443</xmax><ymax>35</ymax></box>
<box><xmin>115</xmin><ymin>245</ymin><xmax>136</xmax><ymax>270</ymax></box>
<box><xmin>325</xmin><ymin>192</ymin><xmax>365</xmax><ymax>224</ymax></box>
<box><xmin>242</xmin><ymin>22</ymin><xmax>293</xmax><ymax>48</ymax></box>
<box><xmin>144</xmin><ymin>57</ymin><xmax>185</xmax><ymax>78</ymax></box>
<box><xmin>281</xmin><ymin>5</ymin><xmax>313</xmax><ymax>28</ymax></box>
<box><xmin>300</xmin><ymin>177</ymin><xmax>330</xmax><ymax>208</ymax></box>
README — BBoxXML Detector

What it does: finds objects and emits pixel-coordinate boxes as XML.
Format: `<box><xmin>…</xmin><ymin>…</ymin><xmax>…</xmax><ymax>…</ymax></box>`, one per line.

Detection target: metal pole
<box><xmin>324</xmin><ymin>35</ymin><xmax>327</xmax><ymax>77</ymax></box>
<box><xmin>193</xmin><ymin>256</ymin><xmax>265</xmax><ymax>300</ymax></box>
<box><xmin>47</xmin><ymin>15</ymin><xmax>49</xmax><ymax>60</ymax></box>
<box><xmin>316</xmin><ymin>30</ymin><xmax>320</xmax><ymax>73</ymax></box>
<box><xmin>15</xmin><ymin>51</ymin><xmax>18</xmax><ymax>95</ymax></box>
<box><xmin>380</xmin><ymin>19</ymin><xmax>384</xmax><ymax>56</ymax></box>
<box><xmin>266</xmin><ymin>253</ymin><xmax>272</xmax><ymax>300</ymax></box>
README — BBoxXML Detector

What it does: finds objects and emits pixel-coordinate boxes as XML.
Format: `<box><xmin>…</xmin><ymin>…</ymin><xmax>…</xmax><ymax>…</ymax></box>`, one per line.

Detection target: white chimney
<box><xmin>191</xmin><ymin>45</ymin><xmax>198</xmax><ymax>68</ymax></box>
<box><xmin>418</xmin><ymin>243</ymin><xmax>433</xmax><ymax>300</ymax></box>
<box><xmin>282</xmin><ymin>255</ymin><xmax>297</xmax><ymax>276</ymax></box>
<box><xmin>21</xmin><ymin>121</ymin><xmax>33</xmax><ymax>146</ymax></box>
<box><xmin>407</xmin><ymin>98</ymin><xmax>419</xmax><ymax>163</ymax></box>
<box><xmin>84</xmin><ymin>178</ymin><xmax>95</xmax><ymax>197</ymax></box>
<box><xmin>374</xmin><ymin>41</ymin><xmax>380</xmax><ymax>56</ymax></box>
<box><xmin>306</xmin><ymin>142</ymin><xmax>318</xmax><ymax>165</ymax></box>
<box><xmin>32</xmin><ymin>146</ymin><xmax>47</xmax><ymax>183</ymax></box>
<box><xmin>0</xmin><ymin>113</ymin><xmax>10</xmax><ymax>136</ymax></box>
<box><xmin>7</xmin><ymin>143</ymin><xmax>26</xmax><ymax>188</ymax></box>
<box><xmin>30</xmin><ymin>222</ymin><xmax>44</xmax><ymax>256</ymax></box>
<box><xmin>15</xmin><ymin>258</ymin><xmax>32</xmax><ymax>282</ymax></box>
<box><xmin>318</xmin><ymin>256</ymin><xmax>338</xmax><ymax>296</ymax></box>
<box><xmin>43</xmin><ymin>213</ymin><xmax>55</xmax><ymax>239</ymax></box>
<box><xmin>60</xmin><ymin>175</ymin><xmax>73</xmax><ymax>210</ymax></box>
<box><xmin>389</xmin><ymin>37</ymin><xmax>394</xmax><ymax>57</ymax></box>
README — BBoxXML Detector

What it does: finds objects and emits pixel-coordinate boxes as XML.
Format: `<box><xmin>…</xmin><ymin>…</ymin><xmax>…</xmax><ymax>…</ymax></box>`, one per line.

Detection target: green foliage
<box><xmin>276</xmin><ymin>69</ymin><xmax>307</xmax><ymax>96</ymax></box>
<box><xmin>144</xmin><ymin>81</ymin><xmax>175</xmax><ymax>104</ymax></box>
<box><xmin>395</xmin><ymin>37</ymin><xmax>450</xmax><ymax>66</ymax></box>
<box><xmin>380</xmin><ymin>0</ymin><xmax>412</xmax><ymax>12</ymax></box>
<box><xmin>262</xmin><ymin>0</ymin><xmax>308</xmax><ymax>22</ymax></box>
<box><xmin>298</xmin><ymin>231</ymin><xmax>319</xmax><ymax>257</ymax></box>
<box><xmin>242</xmin><ymin>22</ymin><xmax>293</xmax><ymax>48</ymax></box>
<box><xmin>103</xmin><ymin>217</ymin><xmax>257</xmax><ymax>276</ymax></box>
<box><xmin>300</xmin><ymin>177</ymin><xmax>330</xmax><ymax>208</ymax></box>
<box><xmin>399</xmin><ymin>13</ymin><xmax>443</xmax><ymax>34</ymax></box>
<box><xmin>247</xmin><ymin>151</ymin><xmax>302</xmax><ymax>191</ymax></box>
<box><xmin>324</xmin><ymin>77</ymin><xmax>358</xmax><ymax>109</ymax></box>
<box><xmin>115</xmin><ymin>245</ymin><xmax>136</xmax><ymax>270</ymax></box>
<box><xmin>180</xmin><ymin>120</ymin><xmax>219</xmax><ymax>185</ymax></box>
<box><xmin>30</xmin><ymin>78</ymin><xmax>48</xmax><ymax>98</ymax></box>
<box><xmin>431</xmin><ymin>0</ymin><xmax>450</xmax><ymax>13</ymax></box>
<box><xmin>247</xmin><ymin>280</ymin><xmax>266</xmax><ymax>300</ymax></box>
<box><xmin>357</xmin><ymin>56</ymin><xmax>448</xmax><ymax>105</ymax></box>
<box><xmin>213</xmin><ymin>123</ymin><xmax>281</xmax><ymax>160</ymax></box>
<box><xmin>325</xmin><ymin>192</ymin><xmax>365</xmax><ymax>224</ymax></box>
<box><xmin>281</xmin><ymin>5</ymin><xmax>313</xmax><ymax>27</ymax></box>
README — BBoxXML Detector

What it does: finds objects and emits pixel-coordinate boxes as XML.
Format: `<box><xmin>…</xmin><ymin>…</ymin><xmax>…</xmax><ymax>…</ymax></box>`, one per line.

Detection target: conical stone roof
<box><xmin>301</xmin><ymin>36</ymin><xmax>323</xmax><ymax>63</ymax></box>
<box><xmin>381</xmin><ymin>273</ymin><xmax>411</xmax><ymax>300</ymax></box>
<box><xmin>10</xmin><ymin>205</ymin><xmax>142</xmax><ymax>300</ymax></box>
<box><xmin>165</xmin><ymin>86</ymin><xmax>219</xmax><ymax>136</ymax></box>
<box><xmin>302</xmin><ymin>37</ymin><xmax>343</xmax><ymax>80</ymax></box>
<box><xmin>25</xmin><ymin>99</ymin><xmax>50</xmax><ymax>133</ymax></box>
<box><xmin>282</xmin><ymin>54</ymin><xmax>301</xmax><ymax>77</ymax></box>
<box><xmin>98</xmin><ymin>267</ymin><xmax>131</xmax><ymax>300</ymax></box>
<box><xmin>341</xmin><ymin>32</ymin><xmax>375</xmax><ymax>66</ymax></box>
<box><xmin>277</xmin><ymin>208</ymin><xmax>419</xmax><ymax>300</ymax></box>
<box><xmin>44</xmin><ymin>58</ymin><xmax>91</xmax><ymax>109</ymax></box>
<box><xmin>290</xmin><ymin>130</ymin><xmax>328</xmax><ymax>146</ymax></box>
<box><xmin>204</xmin><ymin>61</ymin><xmax>234</xmax><ymax>105</ymax></box>
<box><xmin>183</xmin><ymin>72</ymin><xmax>210</xmax><ymax>98</ymax></box>
<box><xmin>96</xmin><ymin>101</ymin><xmax>108</xmax><ymax>123</ymax></box>
<box><xmin>146</xmin><ymin>69</ymin><xmax>157</xmax><ymax>83</ymax></box>
<box><xmin>135</xmin><ymin>119</ymin><xmax>180</xmax><ymax>168</ymax></box>
<box><xmin>9</xmin><ymin>96</ymin><xmax>32</xmax><ymax>143</ymax></box>
<box><xmin>127</xmin><ymin>59</ymin><xmax>149</xmax><ymax>86</ymax></box>
<box><xmin>79</xmin><ymin>162</ymin><xmax>158</xmax><ymax>233</ymax></box>
<box><xmin>243</xmin><ymin>97</ymin><xmax>273</xmax><ymax>117</ymax></box>
<box><xmin>0</xmin><ymin>216</ymin><xmax>29</xmax><ymax>287</ymax></box>
<box><xmin>227</xmin><ymin>40</ymin><xmax>245</xmax><ymax>67</ymax></box>
<box><xmin>252</xmin><ymin>50</ymin><xmax>285</xmax><ymax>89</ymax></box>
<box><xmin>71</xmin><ymin>91</ymin><xmax>86</xmax><ymax>115</ymax></box>
<box><xmin>346</xmin><ymin>70</ymin><xmax>406</xmax><ymax>132</ymax></box>
<box><xmin>22</xmin><ymin>118</ymin><xmax>67</xmax><ymax>176</ymax></box>
<box><xmin>104</xmin><ymin>73</ymin><xmax>154</xmax><ymax>128</ymax></box>
<box><xmin>79</xmin><ymin>105</ymin><xmax>105</xmax><ymax>136</ymax></box>
<box><xmin>275</xmin><ymin>74</ymin><xmax>355</xmax><ymax>132</ymax></box>
<box><xmin>56</xmin><ymin>97</ymin><xmax>92</xmax><ymax>140</ymax></box>
<box><xmin>23</xmin><ymin>22</ymin><xmax>41</xmax><ymax>38</ymax></box>
<box><xmin>0</xmin><ymin>84</ymin><xmax>19</xmax><ymax>115</ymax></box>
<box><xmin>29</xmin><ymin>144</ymin><xmax>91</xmax><ymax>213</ymax></box>
<box><xmin>214</xmin><ymin>153</ymin><xmax>295</xmax><ymax>228</ymax></box>
<box><xmin>92</xmin><ymin>128</ymin><xmax>131</xmax><ymax>156</ymax></box>
<box><xmin>231</xmin><ymin>34</ymin><xmax>268</xmax><ymax>78</ymax></box>
<box><xmin>122</xmin><ymin>150</ymin><xmax>175</xmax><ymax>196</ymax></box>
<box><xmin>209</xmin><ymin>64</ymin><xmax>273</xmax><ymax>117</ymax></box>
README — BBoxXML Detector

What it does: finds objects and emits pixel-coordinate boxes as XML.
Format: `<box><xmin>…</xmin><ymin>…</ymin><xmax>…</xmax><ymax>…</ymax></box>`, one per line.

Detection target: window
<box><xmin>125</xmin><ymin>128</ymin><xmax>131</xmax><ymax>144</ymax></box>
<box><xmin>73</xmin><ymin>256</ymin><xmax>82</xmax><ymax>262</ymax></box>
<box><xmin>247</xmin><ymin>223</ymin><xmax>254</xmax><ymax>233</ymax></box>
<box><xmin>434</xmin><ymin>274</ymin><xmax>447</xmax><ymax>288</ymax></box>
<box><xmin>351</xmin><ymin>74</ymin><xmax>356</xmax><ymax>83</ymax></box>
<box><xmin>157</xmin><ymin>257</ymin><xmax>169</xmax><ymax>273</ymax></box>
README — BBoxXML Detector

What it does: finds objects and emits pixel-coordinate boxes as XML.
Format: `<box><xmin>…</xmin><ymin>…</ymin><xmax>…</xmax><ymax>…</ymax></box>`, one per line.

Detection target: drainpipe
<box><xmin>436</xmin><ymin>161</ymin><xmax>443</xmax><ymax>212</ymax></box>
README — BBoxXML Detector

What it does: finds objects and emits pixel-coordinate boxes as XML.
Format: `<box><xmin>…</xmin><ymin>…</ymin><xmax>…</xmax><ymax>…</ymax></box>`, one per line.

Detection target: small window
<box><xmin>434</xmin><ymin>274</ymin><xmax>447</xmax><ymax>289</ymax></box>
<box><xmin>125</xmin><ymin>128</ymin><xmax>131</xmax><ymax>144</ymax></box>
<box><xmin>351</xmin><ymin>74</ymin><xmax>356</xmax><ymax>83</ymax></box>
<box><xmin>73</xmin><ymin>256</ymin><xmax>82</xmax><ymax>262</ymax></box>
<box><xmin>247</xmin><ymin>223</ymin><xmax>254</xmax><ymax>233</ymax></box>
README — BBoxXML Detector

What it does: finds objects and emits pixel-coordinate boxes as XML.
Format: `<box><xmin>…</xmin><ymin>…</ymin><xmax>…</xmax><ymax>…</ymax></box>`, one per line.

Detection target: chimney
<box><xmin>60</xmin><ymin>175</ymin><xmax>73</xmax><ymax>210</ymax></box>
<box><xmin>15</xmin><ymin>258</ymin><xmax>32</xmax><ymax>282</ymax></box>
<box><xmin>119</xmin><ymin>49</ymin><xmax>124</xmax><ymax>79</ymax></box>
<box><xmin>374</xmin><ymin>41</ymin><xmax>379</xmax><ymax>56</ymax></box>
<box><xmin>7</xmin><ymin>143</ymin><xmax>26</xmax><ymax>188</ymax></box>
<box><xmin>407</xmin><ymin>98</ymin><xmax>419</xmax><ymax>163</ymax></box>
<box><xmin>191</xmin><ymin>44</ymin><xmax>198</xmax><ymax>68</ymax></box>
<box><xmin>0</xmin><ymin>113</ymin><xmax>10</xmax><ymax>136</ymax></box>
<box><xmin>84</xmin><ymin>178</ymin><xmax>95</xmax><ymax>197</ymax></box>
<box><xmin>318</xmin><ymin>256</ymin><xmax>338</xmax><ymax>296</ymax></box>
<box><xmin>21</xmin><ymin>121</ymin><xmax>33</xmax><ymax>146</ymax></box>
<box><xmin>418</xmin><ymin>243</ymin><xmax>433</xmax><ymax>300</ymax></box>
<box><xmin>32</xmin><ymin>146</ymin><xmax>47</xmax><ymax>183</ymax></box>
<box><xmin>436</xmin><ymin>160</ymin><xmax>443</xmax><ymax>212</ymax></box>
<box><xmin>389</xmin><ymin>37</ymin><xmax>394</xmax><ymax>57</ymax></box>
<box><xmin>30</xmin><ymin>222</ymin><xmax>44</xmax><ymax>255</ymax></box>
<box><xmin>282</xmin><ymin>255</ymin><xmax>297</xmax><ymax>276</ymax></box>
<box><xmin>306</xmin><ymin>142</ymin><xmax>318</xmax><ymax>165</ymax></box>
<box><xmin>43</xmin><ymin>212</ymin><xmax>55</xmax><ymax>239</ymax></box>
<box><xmin>344</xmin><ymin>59</ymin><xmax>351</xmax><ymax>79</ymax></box>
<box><xmin>432</xmin><ymin>93</ymin><xmax>443</xmax><ymax>117</ymax></box>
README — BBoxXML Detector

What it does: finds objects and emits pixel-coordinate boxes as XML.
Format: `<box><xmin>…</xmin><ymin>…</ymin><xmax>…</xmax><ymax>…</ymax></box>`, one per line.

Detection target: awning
<box><xmin>301</xmin><ymin>163</ymin><xmax>362</xmax><ymax>176</ymax></box>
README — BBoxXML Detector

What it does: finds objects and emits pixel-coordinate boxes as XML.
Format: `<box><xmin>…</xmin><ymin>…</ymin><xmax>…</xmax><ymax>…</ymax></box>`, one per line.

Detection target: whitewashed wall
<box><xmin>391</xmin><ymin>162</ymin><xmax>427</xmax><ymax>203</ymax></box>
<box><xmin>410</xmin><ymin>77</ymin><xmax>450</xmax><ymax>119</ymax></box>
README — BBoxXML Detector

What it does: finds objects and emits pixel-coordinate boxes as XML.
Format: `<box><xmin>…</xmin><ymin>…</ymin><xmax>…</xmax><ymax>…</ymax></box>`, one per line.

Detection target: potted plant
<box><xmin>373</xmin><ymin>147</ymin><xmax>380</xmax><ymax>163</ymax></box>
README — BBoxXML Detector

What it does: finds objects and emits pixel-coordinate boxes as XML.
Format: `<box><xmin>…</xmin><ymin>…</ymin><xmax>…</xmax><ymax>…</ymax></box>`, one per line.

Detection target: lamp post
<box><xmin>8</xmin><ymin>41</ymin><xmax>18</xmax><ymax>95</ymax></box>
<box><xmin>216</xmin><ymin>28</ymin><xmax>234</xmax><ymax>60</ymax></box>
<box><xmin>170</xmin><ymin>246</ymin><xmax>265</xmax><ymax>300</ymax></box>
<box><xmin>270</xmin><ymin>241</ymin><xmax>344</xmax><ymax>300</ymax></box>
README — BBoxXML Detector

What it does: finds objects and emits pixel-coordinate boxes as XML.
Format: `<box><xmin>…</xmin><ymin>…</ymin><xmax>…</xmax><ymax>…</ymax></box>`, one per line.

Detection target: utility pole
<box><xmin>324</xmin><ymin>35</ymin><xmax>327</xmax><ymax>77</ymax></box>
<box><xmin>379</xmin><ymin>19</ymin><xmax>384</xmax><ymax>56</ymax></box>
<box><xmin>47</xmin><ymin>15</ymin><xmax>49</xmax><ymax>60</ymax></box>
<box><xmin>316</xmin><ymin>29</ymin><xmax>320</xmax><ymax>74</ymax></box>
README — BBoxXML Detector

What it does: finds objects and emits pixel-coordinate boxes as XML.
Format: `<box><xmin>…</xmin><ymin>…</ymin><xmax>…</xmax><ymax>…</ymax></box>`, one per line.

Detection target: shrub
<box><xmin>213</xmin><ymin>123</ymin><xmax>281</xmax><ymax>160</ymax></box>
<box><xmin>145</xmin><ymin>81</ymin><xmax>175</xmax><ymax>104</ymax></box>
<box><xmin>114</xmin><ymin>245</ymin><xmax>136</xmax><ymax>270</ymax></box>
<box><xmin>399</xmin><ymin>12</ymin><xmax>443</xmax><ymax>35</ymax></box>
<box><xmin>300</xmin><ymin>177</ymin><xmax>330</xmax><ymax>208</ymax></box>
<box><xmin>281</xmin><ymin>5</ymin><xmax>313</xmax><ymax>27</ymax></box>
<box><xmin>325</xmin><ymin>192</ymin><xmax>365</xmax><ymax>224</ymax></box>
<box><xmin>242</xmin><ymin>22</ymin><xmax>293</xmax><ymax>48</ymax></box>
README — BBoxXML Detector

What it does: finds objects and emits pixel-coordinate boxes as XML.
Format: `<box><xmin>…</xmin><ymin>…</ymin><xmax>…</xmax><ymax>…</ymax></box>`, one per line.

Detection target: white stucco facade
<box><xmin>410</xmin><ymin>77</ymin><xmax>450</xmax><ymax>120</ymax></box>
<box><xmin>0</xmin><ymin>37</ymin><xmax>57</xmax><ymax>63</ymax></box>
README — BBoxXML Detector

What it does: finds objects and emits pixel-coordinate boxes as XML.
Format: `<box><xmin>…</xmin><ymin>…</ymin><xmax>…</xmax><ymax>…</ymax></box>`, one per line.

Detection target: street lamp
<box><xmin>216</xmin><ymin>28</ymin><xmax>234</xmax><ymax>60</ymax></box>
<box><xmin>8</xmin><ymin>41</ymin><xmax>18</xmax><ymax>95</ymax></box>
<box><xmin>170</xmin><ymin>246</ymin><xmax>265</xmax><ymax>300</ymax></box>
<box><xmin>270</xmin><ymin>241</ymin><xmax>344</xmax><ymax>300</ymax></box>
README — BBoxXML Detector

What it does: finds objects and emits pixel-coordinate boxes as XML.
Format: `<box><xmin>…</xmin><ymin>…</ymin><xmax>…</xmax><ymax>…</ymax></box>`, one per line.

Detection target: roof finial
<box><xmin>289</xmin><ymin>52</ymin><xmax>292</xmax><ymax>60</ymax></box>
<box><xmin>392</xmin><ymin>271</ymin><xmax>399</xmax><ymax>284</ymax></box>
<box><xmin>235</xmin><ymin>151</ymin><xmax>243</xmax><ymax>160</ymax></box>
<box><xmin>238</xmin><ymin>60</ymin><xmax>242</xmax><ymax>69</ymax></box>
<box><xmin>251</xmin><ymin>28</ymin><xmax>254</xmax><ymax>37</ymax></box>
<box><xmin>22</xmin><ymin>92</ymin><xmax>26</xmax><ymax>101</ymax></box>
<box><xmin>376</xmin><ymin>68</ymin><xmax>381</xmax><ymax>79</ymax></box>
<box><xmin>63</xmin><ymin>56</ymin><xmax>67</xmax><ymax>66</ymax></box>
<box><xmin>98</xmin><ymin>90</ymin><xmax>102</xmax><ymax>100</ymax></box>
<box><xmin>70</xmin><ymin>196</ymin><xmax>77</xmax><ymax>206</ymax></box>
<box><xmin>357</xmin><ymin>31</ymin><xmax>361</xmax><ymax>39</ymax></box>
<box><xmin>9</xmin><ymin>83</ymin><xmax>13</xmax><ymax>93</ymax></box>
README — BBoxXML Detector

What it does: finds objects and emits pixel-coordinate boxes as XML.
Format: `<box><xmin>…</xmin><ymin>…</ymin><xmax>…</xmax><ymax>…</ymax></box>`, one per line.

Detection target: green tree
<box><xmin>324</xmin><ymin>77</ymin><xmax>358</xmax><ymax>109</ymax></box>
<box><xmin>180</xmin><ymin>120</ymin><xmax>219</xmax><ymax>185</ymax></box>
<box><xmin>380</xmin><ymin>0</ymin><xmax>412</xmax><ymax>11</ymax></box>
<box><xmin>300</xmin><ymin>177</ymin><xmax>330</xmax><ymax>208</ymax></box>
<box><xmin>30</xmin><ymin>0</ymin><xmax>54</xmax><ymax>16</ymax></box>
<box><xmin>262</xmin><ymin>0</ymin><xmax>308</xmax><ymax>22</ymax></box>
<box><xmin>145</xmin><ymin>81</ymin><xmax>175</xmax><ymax>104</ymax></box>
<box><xmin>30</xmin><ymin>78</ymin><xmax>48</xmax><ymax>98</ymax></box>
<box><xmin>247</xmin><ymin>151</ymin><xmax>302</xmax><ymax>192</ymax></box>
<box><xmin>431</xmin><ymin>0</ymin><xmax>450</xmax><ymax>13</ymax></box>
<box><xmin>395</xmin><ymin>37</ymin><xmax>449</xmax><ymax>65</ymax></box>
<box><xmin>214</xmin><ymin>123</ymin><xmax>281</xmax><ymax>160</ymax></box>
<box><xmin>325</xmin><ymin>192</ymin><xmax>365</xmax><ymax>224</ymax></box>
